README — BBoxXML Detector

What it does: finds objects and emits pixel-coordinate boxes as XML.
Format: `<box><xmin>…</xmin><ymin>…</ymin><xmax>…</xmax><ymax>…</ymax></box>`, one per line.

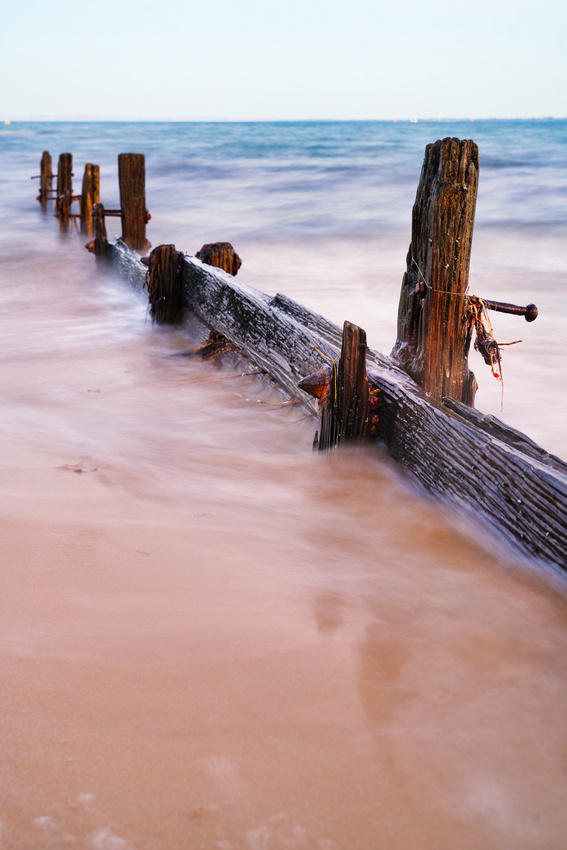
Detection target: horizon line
<box><xmin>2</xmin><ymin>115</ymin><xmax>566</xmax><ymax>124</ymax></box>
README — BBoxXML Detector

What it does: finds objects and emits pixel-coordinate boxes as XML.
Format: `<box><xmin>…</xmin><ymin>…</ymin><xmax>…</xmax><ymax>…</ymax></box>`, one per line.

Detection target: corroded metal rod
<box><xmin>480</xmin><ymin>299</ymin><xmax>538</xmax><ymax>322</ymax></box>
<box><xmin>413</xmin><ymin>282</ymin><xmax>538</xmax><ymax>323</ymax></box>
<box><xmin>93</xmin><ymin>208</ymin><xmax>151</xmax><ymax>221</ymax></box>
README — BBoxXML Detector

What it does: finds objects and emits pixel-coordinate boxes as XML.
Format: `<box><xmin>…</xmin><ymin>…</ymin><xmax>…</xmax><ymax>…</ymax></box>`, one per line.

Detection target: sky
<box><xmin>1</xmin><ymin>0</ymin><xmax>565</xmax><ymax>121</ymax></box>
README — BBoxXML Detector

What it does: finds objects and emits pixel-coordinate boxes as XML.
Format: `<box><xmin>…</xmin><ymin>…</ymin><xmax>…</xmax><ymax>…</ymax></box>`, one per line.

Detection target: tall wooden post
<box><xmin>118</xmin><ymin>153</ymin><xmax>149</xmax><ymax>252</ymax></box>
<box><xmin>38</xmin><ymin>151</ymin><xmax>52</xmax><ymax>212</ymax></box>
<box><xmin>56</xmin><ymin>153</ymin><xmax>72</xmax><ymax>197</ymax></box>
<box><xmin>391</xmin><ymin>137</ymin><xmax>479</xmax><ymax>406</ymax></box>
<box><xmin>80</xmin><ymin>163</ymin><xmax>100</xmax><ymax>235</ymax></box>
<box><xmin>56</xmin><ymin>153</ymin><xmax>73</xmax><ymax>231</ymax></box>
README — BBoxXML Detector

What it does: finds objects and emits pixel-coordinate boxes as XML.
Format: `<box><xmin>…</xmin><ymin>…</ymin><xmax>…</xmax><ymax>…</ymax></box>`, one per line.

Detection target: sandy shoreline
<box><xmin>2</xmin><ymin>443</ymin><xmax>567</xmax><ymax>848</ymax></box>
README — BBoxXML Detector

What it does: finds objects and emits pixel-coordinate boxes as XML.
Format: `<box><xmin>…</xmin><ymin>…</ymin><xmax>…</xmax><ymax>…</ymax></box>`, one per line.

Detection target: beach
<box><xmin>1</xmin><ymin>120</ymin><xmax>567</xmax><ymax>848</ymax></box>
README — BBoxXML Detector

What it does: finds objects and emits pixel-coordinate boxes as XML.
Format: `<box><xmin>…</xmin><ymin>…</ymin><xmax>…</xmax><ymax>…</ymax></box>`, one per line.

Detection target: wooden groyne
<box><xmin>33</xmin><ymin>141</ymin><xmax>567</xmax><ymax>572</ymax></box>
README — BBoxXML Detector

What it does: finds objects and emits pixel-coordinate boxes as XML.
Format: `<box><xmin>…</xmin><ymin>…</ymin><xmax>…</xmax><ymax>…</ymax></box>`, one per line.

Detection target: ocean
<box><xmin>1</xmin><ymin>119</ymin><xmax>566</xmax><ymax>849</ymax></box>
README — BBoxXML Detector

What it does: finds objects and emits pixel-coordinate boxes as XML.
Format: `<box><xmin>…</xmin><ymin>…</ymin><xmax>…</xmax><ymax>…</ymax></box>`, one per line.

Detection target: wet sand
<box><xmin>2</xmin><ymin>425</ymin><xmax>567</xmax><ymax>849</ymax></box>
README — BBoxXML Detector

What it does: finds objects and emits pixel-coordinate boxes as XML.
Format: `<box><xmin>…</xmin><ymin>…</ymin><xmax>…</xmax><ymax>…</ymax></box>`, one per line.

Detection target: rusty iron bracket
<box><xmin>478</xmin><ymin>298</ymin><xmax>538</xmax><ymax>322</ymax></box>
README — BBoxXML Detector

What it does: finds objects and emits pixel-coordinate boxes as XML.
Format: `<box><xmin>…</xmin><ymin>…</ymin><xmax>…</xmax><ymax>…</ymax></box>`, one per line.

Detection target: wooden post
<box><xmin>300</xmin><ymin>321</ymin><xmax>377</xmax><ymax>450</ymax></box>
<box><xmin>391</xmin><ymin>137</ymin><xmax>479</xmax><ymax>406</ymax></box>
<box><xmin>118</xmin><ymin>153</ymin><xmax>149</xmax><ymax>252</ymax></box>
<box><xmin>192</xmin><ymin>243</ymin><xmax>243</xmax><ymax>350</ymax></box>
<box><xmin>56</xmin><ymin>153</ymin><xmax>73</xmax><ymax>231</ymax></box>
<box><xmin>145</xmin><ymin>244</ymin><xmax>185</xmax><ymax>324</ymax></box>
<box><xmin>56</xmin><ymin>152</ymin><xmax>72</xmax><ymax>197</ymax></box>
<box><xmin>38</xmin><ymin>151</ymin><xmax>52</xmax><ymax>212</ymax></box>
<box><xmin>195</xmin><ymin>242</ymin><xmax>242</xmax><ymax>276</ymax></box>
<box><xmin>80</xmin><ymin>163</ymin><xmax>100</xmax><ymax>236</ymax></box>
<box><xmin>85</xmin><ymin>203</ymin><xmax>111</xmax><ymax>259</ymax></box>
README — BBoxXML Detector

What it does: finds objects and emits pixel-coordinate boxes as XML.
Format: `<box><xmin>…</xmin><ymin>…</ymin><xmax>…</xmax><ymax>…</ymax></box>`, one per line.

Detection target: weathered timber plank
<box><xmin>375</xmin><ymin>375</ymin><xmax>567</xmax><ymax>567</ymax></box>
<box><xmin>110</xmin><ymin>240</ymin><xmax>567</xmax><ymax>571</ymax></box>
<box><xmin>183</xmin><ymin>262</ymin><xmax>332</xmax><ymax>407</ymax></box>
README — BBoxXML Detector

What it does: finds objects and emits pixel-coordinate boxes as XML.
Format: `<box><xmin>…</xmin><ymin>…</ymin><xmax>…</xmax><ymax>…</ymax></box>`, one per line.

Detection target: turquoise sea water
<box><xmin>4</xmin><ymin>118</ymin><xmax>566</xmax><ymax>232</ymax></box>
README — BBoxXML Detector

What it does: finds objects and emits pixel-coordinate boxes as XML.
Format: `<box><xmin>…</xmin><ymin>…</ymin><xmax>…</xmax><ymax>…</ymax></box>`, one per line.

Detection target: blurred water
<box><xmin>0</xmin><ymin>120</ymin><xmax>566</xmax><ymax>850</ymax></box>
<box><xmin>7</xmin><ymin>118</ymin><xmax>566</xmax><ymax>449</ymax></box>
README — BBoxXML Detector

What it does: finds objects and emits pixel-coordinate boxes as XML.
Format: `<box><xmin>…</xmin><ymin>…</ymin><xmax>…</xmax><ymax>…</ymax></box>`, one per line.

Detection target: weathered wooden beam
<box><xmin>185</xmin><ymin>257</ymin><xmax>567</xmax><ymax>570</ymax></box>
<box><xmin>391</xmin><ymin>137</ymin><xmax>479</xmax><ymax>406</ymax></box>
<box><xmin>80</xmin><ymin>163</ymin><xmax>100</xmax><ymax>236</ymax></box>
<box><xmin>118</xmin><ymin>153</ymin><xmax>149</xmax><ymax>252</ymax></box>
<box><xmin>114</xmin><ymin>242</ymin><xmax>567</xmax><ymax>570</ymax></box>
<box><xmin>192</xmin><ymin>243</ymin><xmax>244</xmax><ymax>351</ymax></box>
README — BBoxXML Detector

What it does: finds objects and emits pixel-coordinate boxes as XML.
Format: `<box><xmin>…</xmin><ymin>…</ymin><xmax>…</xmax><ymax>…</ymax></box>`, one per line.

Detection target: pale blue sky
<box><xmin>1</xmin><ymin>0</ymin><xmax>565</xmax><ymax>120</ymax></box>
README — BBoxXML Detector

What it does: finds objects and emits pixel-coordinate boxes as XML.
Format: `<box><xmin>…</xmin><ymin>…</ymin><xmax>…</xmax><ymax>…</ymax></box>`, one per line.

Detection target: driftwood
<box><xmin>107</xmin><ymin>238</ymin><xmax>567</xmax><ymax>572</ymax></box>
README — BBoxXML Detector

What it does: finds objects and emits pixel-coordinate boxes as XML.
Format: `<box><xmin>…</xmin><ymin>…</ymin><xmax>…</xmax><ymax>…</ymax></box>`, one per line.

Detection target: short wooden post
<box><xmin>55</xmin><ymin>153</ymin><xmax>73</xmax><ymax>231</ymax></box>
<box><xmin>85</xmin><ymin>203</ymin><xmax>111</xmax><ymax>259</ymax></box>
<box><xmin>80</xmin><ymin>163</ymin><xmax>100</xmax><ymax>236</ymax></box>
<box><xmin>38</xmin><ymin>151</ymin><xmax>52</xmax><ymax>211</ymax></box>
<box><xmin>191</xmin><ymin>243</ymin><xmax>243</xmax><ymax>351</ymax></box>
<box><xmin>145</xmin><ymin>244</ymin><xmax>185</xmax><ymax>324</ymax></box>
<box><xmin>195</xmin><ymin>242</ymin><xmax>242</xmax><ymax>276</ymax></box>
<box><xmin>118</xmin><ymin>153</ymin><xmax>149</xmax><ymax>252</ymax></box>
<box><xmin>299</xmin><ymin>320</ymin><xmax>377</xmax><ymax>450</ymax></box>
<box><xmin>391</xmin><ymin>137</ymin><xmax>479</xmax><ymax>406</ymax></box>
